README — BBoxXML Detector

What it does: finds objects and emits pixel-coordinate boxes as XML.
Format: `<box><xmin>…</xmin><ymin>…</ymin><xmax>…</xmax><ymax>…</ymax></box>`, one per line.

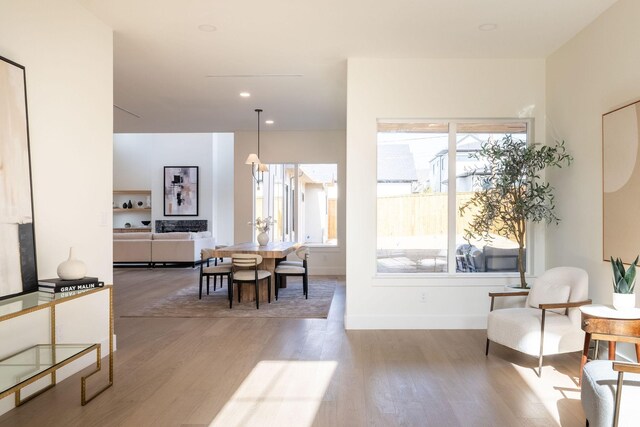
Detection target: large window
<box><xmin>376</xmin><ymin>120</ymin><xmax>530</xmax><ymax>274</ymax></box>
<box><xmin>255</xmin><ymin>163</ymin><xmax>338</xmax><ymax>246</ymax></box>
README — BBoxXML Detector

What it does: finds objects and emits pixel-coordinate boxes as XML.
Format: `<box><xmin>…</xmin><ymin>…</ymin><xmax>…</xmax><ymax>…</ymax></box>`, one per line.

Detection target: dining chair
<box><xmin>278</xmin><ymin>246</ymin><xmax>309</xmax><ymax>268</ymax></box>
<box><xmin>274</xmin><ymin>247</ymin><xmax>309</xmax><ymax>300</ymax></box>
<box><xmin>199</xmin><ymin>248</ymin><xmax>232</xmax><ymax>299</ymax></box>
<box><xmin>230</xmin><ymin>253</ymin><xmax>271</xmax><ymax>309</ymax></box>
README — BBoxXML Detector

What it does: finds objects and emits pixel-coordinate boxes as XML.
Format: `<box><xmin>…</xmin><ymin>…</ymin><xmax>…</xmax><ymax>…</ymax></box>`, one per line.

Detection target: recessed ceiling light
<box><xmin>198</xmin><ymin>24</ymin><xmax>217</xmax><ymax>32</ymax></box>
<box><xmin>478</xmin><ymin>23</ymin><xmax>498</xmax><ymax>31</ymax></box>
<box><xmin>265</xmin><ymin>120</ymin><xmax>274</xmax><ymax>125</ymax></box>
<box><xmin>240</xmin><ymin>92</ymin><xmax>251</xmax><ymax>98</ymax></box>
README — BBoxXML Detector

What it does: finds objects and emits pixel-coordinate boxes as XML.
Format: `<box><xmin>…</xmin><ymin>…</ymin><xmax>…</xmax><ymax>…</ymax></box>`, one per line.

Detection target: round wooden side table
<box><xmin>579</xmin><ymin>304</ymin><xmax>640</xmax><ymax>383</ymax></box>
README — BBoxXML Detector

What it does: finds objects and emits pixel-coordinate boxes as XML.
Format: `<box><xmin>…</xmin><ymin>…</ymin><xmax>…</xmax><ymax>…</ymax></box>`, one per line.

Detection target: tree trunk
<box><xmin>517</xmin><ymin>245</ymin><xmax>526</xmax><ymax>288</ymax></box>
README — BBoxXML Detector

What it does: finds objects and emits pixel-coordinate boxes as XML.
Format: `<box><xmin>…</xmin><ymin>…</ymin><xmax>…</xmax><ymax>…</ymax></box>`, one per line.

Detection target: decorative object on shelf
<box><xmin>39</xmin><ymin>277</ymin><xmax>103</xmax><ymax>293</ymax></box>
<box><xmin>127</xmin><ymin>200</ymin><xmax>133</xmax><ymax>209</ymax></box>
<box><xmin>0</xmin><ymin>55</ymin><xmax>39</xmax><ymax>299</ymax></box>
<box><xmin>252</xmin><ymin>216</ymin><xmax>274</xmax><ymax>246</ymax></box>
<box><xmin>164</xmin><ymin>166</ymin><xmax>199</xmax><ymax>216</ymax></box>
<box><xmin>603</xmin><ymin>100</ymin><xmax>640</xmax><ymax>265</ymax></box>
<box><xmin>122</xmin><ymin>202</ymin><xmax>127</xmax><ymax>209</ymax></box>
<box><xmin>56</xmin><ymin>247</ymin><xmax>87</xmax><ymax>280</ymax></box>
<box><xmin>245</xmin><ymin>108</ymin><xmax>269</xmax><ymax>188</ymax></box>
<box><xmin>141</xmin><ymin>220</ymin><xmax>151</xmax><ymax>226</ymax></box>
<box><xmin>611</xmin><ymin>255</ymin><xmax>637</xmax><ymax>310</ymax></box>
<box><xmin>124</xmin><ymin>222</ymin><xmax>131</xmax><ymax>228</ymax></box>
<box><xmin>137</xmin><ymin>201</ymin><xmax>143</xmax><ymax>208</ymax></box>
<box><xmin>459</xmin><ymin>136</ymin><xmax>573</xmax><ymax>288</ymax></box>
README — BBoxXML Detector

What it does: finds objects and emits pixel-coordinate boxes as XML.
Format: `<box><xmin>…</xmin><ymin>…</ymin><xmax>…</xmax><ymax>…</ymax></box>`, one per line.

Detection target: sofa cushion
<box><xmin>195</xmin><ymin>231</ymin><xmax>212</xmax><ymax>238</ymax></box>
<box><xmin>114</xmin><ymin>232</ymin><xmax>152</xmax><ymax>240</ymax></box>
<box><xmin>153</xmin><ymin>232</ymin><xmax>192</xmax><ymax>240</ymax></box>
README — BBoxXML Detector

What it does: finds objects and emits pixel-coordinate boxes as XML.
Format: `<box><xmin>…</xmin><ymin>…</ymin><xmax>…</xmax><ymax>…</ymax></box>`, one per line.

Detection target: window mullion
<box><xmin>447</xmin><ymin>122</ymin><xmax>457</xmax><ymax>275</ymax></box>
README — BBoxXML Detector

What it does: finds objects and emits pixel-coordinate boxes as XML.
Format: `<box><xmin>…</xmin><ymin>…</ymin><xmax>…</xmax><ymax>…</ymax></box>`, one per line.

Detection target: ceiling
<box><xmin>78</xmin><ymin>0</ymin><xmax>618</xmax><ymax>133</ymax></box>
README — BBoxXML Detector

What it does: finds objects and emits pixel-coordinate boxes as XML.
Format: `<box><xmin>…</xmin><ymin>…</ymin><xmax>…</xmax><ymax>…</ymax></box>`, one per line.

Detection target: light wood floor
<box><xmin>0</xmin><ymin>268</ymin><xmax>586</xmax><ymax>427</ymax></box>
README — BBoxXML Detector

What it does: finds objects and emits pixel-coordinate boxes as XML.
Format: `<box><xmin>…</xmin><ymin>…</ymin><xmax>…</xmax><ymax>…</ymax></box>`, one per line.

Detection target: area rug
<box><xmin>121</xmin><ymin>276</ymin><xmax>337</xmax><ymax>319</ymax></box>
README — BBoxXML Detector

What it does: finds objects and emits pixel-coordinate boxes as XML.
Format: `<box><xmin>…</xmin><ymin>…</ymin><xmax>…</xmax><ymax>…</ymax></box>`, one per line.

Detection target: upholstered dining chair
<box><xmin>230</xmin><ymin>253</ymin><xmax>271</xmax><ymax>309</ymax></box>
<box><xmin>199</xmin><ymin>248</ymin><xmax>231</xmax><ymax>299</ymax></box>
<box><xmin>274</xmin><ymin>246</ymin><xmax>309</xmax><ymax>300</ymax></box>
<box><xmin>486</xmin><ymin>266</ymin><xmax>591</xmax><ymax>377</ymax></box>
<box><xmin>581</xmin><ymin>360</ymin><xmax>640</xmax><ymax>427</ymax></box>
<box><xmin>278</xmin><ymin>246</ymin><xmax>309</xmax><ymax>268</ymax></box>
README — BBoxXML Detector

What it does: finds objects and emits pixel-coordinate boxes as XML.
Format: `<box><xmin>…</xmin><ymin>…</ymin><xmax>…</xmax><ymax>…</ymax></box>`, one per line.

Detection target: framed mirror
<box><xmin>0</xmin><ymin>55</ymin><xmax>38</xmax><ymax>300</ymax></box>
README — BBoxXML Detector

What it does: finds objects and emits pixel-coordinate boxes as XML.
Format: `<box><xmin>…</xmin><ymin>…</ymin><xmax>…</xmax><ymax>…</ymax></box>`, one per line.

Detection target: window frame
<box><xmin>253</xmin><ymin>162</ymin><xmax>339</xmax><ymax>248</ymax></box>
<box><xmin>375</xmin><ymin>117</ymin><xmax>535</xmax><ymax>279</ymax></box>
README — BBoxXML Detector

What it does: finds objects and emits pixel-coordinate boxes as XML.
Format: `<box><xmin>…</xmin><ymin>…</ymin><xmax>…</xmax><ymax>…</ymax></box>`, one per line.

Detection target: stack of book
<box><xmin>38</xmin><ymin>277</ymin><xmax>104</xmax><ymax>294</ymax></box>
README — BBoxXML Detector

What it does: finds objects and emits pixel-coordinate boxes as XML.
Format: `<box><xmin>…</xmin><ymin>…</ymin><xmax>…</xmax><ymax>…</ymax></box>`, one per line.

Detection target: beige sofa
<box><xmin>113</xmin><ymin>231</ymin><xmax>215</xmax><ymax>267</ymax></box>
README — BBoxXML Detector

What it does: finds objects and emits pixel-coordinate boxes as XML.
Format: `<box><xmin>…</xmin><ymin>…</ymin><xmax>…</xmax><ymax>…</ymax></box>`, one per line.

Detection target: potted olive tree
<box><xmin>459</xmin><ymin>135</ymin><xmax>573</xmax><ymax>288</ymax></box>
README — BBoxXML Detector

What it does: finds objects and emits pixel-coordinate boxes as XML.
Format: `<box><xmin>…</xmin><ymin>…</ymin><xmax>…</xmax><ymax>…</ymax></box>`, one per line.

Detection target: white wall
<box><xmin>546</xmin><ymin>0</ymin><xmax>640</xmax><ymax>358</ymax></box>
<box><xmin>346</xmin><ymin>58</ymin><xmax>546</xmax><ymax>329</ymax></box>
<box><xmin>113</xmin><ymin>133</ymin><xmax>234</xmax><ymax>245</ymax></box>
<box><xmin>234</xmin><ymin>130</ymin><xmax>346</xmax><ymax>275</ymax></box>
<box><xmin>0</xmin><ymin>0</ymin><xmax>113</xmax><ymax>415</ymax></box>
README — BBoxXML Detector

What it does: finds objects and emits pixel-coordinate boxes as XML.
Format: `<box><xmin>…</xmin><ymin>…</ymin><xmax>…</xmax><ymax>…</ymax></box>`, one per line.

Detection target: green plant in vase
<box><xmin>611</xmin><ymin>255</ymin><xmax>638</xmax><ymax>310</ymax></box>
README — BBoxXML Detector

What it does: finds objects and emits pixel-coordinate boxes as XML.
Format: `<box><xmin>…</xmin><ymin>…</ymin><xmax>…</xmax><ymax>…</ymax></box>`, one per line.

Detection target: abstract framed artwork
<box><xmin>0</xmin><ymin>55</ymin><xmax>38</xmax><ymax>300</ymax></box>
<box><xmin>163</xmin><ymin>166</ymin><xmax>199</xmax><ymax>216</ymax></box>
<box><xmin>603</xmin><ymin>99</ymin><xmax>640</xmax><ymax>264</ymax></box>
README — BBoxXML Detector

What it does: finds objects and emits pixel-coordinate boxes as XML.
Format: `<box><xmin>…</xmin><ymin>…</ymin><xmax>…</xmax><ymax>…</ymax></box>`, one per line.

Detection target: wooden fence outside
<box><xmin>377</xmin><ymin>192</ymin><xmax>482</xmax><ymax>237</ymax></box>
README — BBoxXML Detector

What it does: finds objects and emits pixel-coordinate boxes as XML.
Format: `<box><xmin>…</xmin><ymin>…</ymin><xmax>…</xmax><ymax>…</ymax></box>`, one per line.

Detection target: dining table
<box><xmin>210</xmin><ymin>241</ymin><xmax>299</xmax><ymax>302</ymax></box>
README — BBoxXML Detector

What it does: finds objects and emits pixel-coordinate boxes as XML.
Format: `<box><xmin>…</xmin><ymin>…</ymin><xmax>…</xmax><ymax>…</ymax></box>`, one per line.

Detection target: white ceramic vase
<box><xmin>257</xmin><ymin>231</ymin><xmax>269</xmax><ymax>246</ymax></box>
<box><xmin>612</xmin><ymin>292</ymin><xmax>635</xmax><ymax>310</ymax></box>
<box><xmin>57</xmin><ymin>247</ymin><xmax>87</xmax><ymax>280</ymax></box>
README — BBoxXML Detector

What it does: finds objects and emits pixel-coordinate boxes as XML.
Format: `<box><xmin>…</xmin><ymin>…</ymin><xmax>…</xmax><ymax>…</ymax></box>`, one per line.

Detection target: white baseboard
<box><xmin>0</xmin><ymin>334</ymin><xmax>117</xmax><ymax>417</ymax></box>
<box><xmin>344</xmin><ymin>314</ymin><xmax>487</xmax><ymax>330</ymax></box>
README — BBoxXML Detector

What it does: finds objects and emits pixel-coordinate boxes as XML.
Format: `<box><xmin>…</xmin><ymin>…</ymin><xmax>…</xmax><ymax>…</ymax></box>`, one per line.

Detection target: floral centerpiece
<box><xmin>253</xmin><ymin>216</ymin><xmax>274</xmax><ymax>233</ymax></box>
<box><xmin>251</xmin><ymin>216</ymin><xmax>275</xmax><ymax>246</ymax></box>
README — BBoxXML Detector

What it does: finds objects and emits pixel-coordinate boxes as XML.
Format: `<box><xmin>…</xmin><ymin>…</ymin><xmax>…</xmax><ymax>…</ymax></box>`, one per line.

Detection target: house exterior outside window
<box><xmin>376</xmin><ymin>119</ymin><xmax>531</xmax><ymax>275</ymax></box>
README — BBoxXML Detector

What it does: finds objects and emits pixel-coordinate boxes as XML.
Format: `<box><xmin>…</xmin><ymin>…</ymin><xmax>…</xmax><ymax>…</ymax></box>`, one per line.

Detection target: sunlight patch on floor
<box><xmin>209</xmin><ymin>360</ymin><xmax>337</xmax><ymax>427</ymax></box>
<box><xmin>513</xmin><ymin>362</ymin><xmax>582</xmax><ymax>425</ymax></box>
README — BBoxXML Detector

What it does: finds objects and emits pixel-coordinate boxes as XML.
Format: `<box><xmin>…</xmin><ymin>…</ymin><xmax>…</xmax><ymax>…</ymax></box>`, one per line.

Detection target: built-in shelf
<box><xmin>113</xmin><ymin>207</ymin><xmax>151</xmax><ymax>213</ymax></box>
<box><xmin>113</xmin><ymin>190</ymin><xmax>151</xmax><ymax>195</ymax></box>
<box><xmin>113</xmin><ymin>190</ymin><xmax>151</xmax><ymax>229</ymax></box>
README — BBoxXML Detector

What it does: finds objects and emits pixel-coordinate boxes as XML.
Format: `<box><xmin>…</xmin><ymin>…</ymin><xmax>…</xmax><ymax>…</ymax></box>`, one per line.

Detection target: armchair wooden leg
<box><xmin>538</xmin><ymin>309</ymin><xmax>546</xmax><ymax>378</ymax></box>
<box><xmin>485</xmin><ymin>338</ymin><xmax>490</xmax><ymax>356</ymax></box>
<box><xmin>537</xmin><ymin>354</ymin><xmax>543</xmax><ymax>378</ymax></box>
<box><xmin>614</xmin><ymin>371</ymin><xmax>624</xmax><ymax>427</ymax></box>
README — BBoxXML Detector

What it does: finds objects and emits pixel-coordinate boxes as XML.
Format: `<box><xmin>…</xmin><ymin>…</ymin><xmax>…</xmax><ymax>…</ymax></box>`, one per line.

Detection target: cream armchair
<box><xmin>486</xmin><ymin>266</ymin><xmax>591</xmax><ymax>376</ymax></box>
<box><xmin>581</xmin><ymin>361</ymin><xmax>640</xmax><ymax>427</ymax></box>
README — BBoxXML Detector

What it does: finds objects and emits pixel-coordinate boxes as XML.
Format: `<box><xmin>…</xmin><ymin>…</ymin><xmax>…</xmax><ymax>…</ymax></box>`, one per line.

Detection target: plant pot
<box><xmin>257</xmin><ymin>231</ymin><xmax>269</xmax><ymax>246</ymax></box>
<box><xmin>612</xmin><ymin>292</ymin><xmax>635</xmax><ymax>310</ymax></box>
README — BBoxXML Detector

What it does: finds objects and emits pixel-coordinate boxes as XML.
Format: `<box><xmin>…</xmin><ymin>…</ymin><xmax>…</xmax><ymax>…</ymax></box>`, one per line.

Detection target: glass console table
<box><xmin>0</xmin><ymin>286</ymin><xmax>113</xmax><ymax>406</ymax></box>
